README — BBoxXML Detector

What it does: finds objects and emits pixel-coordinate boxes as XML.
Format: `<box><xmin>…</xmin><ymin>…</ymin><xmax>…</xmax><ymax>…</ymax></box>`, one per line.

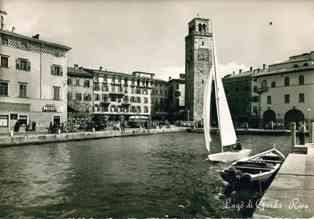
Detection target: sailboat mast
<box><xmin>211</xmin><ymin>20</ymin><xmax>224</xmax><ymax>152</ymax></box>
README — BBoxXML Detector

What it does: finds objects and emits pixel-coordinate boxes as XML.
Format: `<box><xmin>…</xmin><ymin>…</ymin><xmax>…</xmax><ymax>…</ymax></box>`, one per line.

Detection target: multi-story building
<box><xmin>67</xmin><ymin>65</ymin><xmax>93</xmax><ymax>113</ymax></box>
<box><xmin>168</xmin><ymin>74</ymin><xmax>185</xmax><ymax>120</ymax></box>
<box><xmin>84</xmin><ymin>68</ymin><xmax>153</xmax><ymax>120</ymax></box>
<box><xmin>223</xmin><ymin>67</ymin><xmax>260</xmax><ymax>127</ymax></box>
<box><xmin>0</xmin><ymin>28</ymin><xmax>71</xmax><ymax>133</ymax></box>
<box><xmin>185</xmin><ymin>17</ymin><xmax>212</xmax><ymax>122</ymax></box>
<box><xmin>151</xmin><ymin>78</ymin><xmax>169</xmax><ymax>120</ymax></box>
<box><xmin>256</xmin><ymin>51</ymin><xmax>314</xmax><ymax>127</ymax></box>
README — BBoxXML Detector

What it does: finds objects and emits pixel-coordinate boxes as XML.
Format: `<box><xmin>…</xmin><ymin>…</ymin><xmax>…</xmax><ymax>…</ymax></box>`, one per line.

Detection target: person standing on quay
<box><xmin>298</xmin><ymin>121</ymin><xmax>306</xmax><ymax>145</ymax></box>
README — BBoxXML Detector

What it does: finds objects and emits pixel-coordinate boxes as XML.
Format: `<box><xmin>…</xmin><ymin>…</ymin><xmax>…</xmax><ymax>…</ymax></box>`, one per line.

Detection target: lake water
<box><xmin>0</xmin><ymin>133</ymin><xmax>291</xmax><ymax>218</ymax></box>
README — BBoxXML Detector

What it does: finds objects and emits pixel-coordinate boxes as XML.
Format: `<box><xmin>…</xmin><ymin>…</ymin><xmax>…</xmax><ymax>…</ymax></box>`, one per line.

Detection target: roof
<box><xmin>0</xmin><ymin>30</ymin><xmax>71</xmax><ymax>51</ymax></box>
<box><xmin>255</xmin><ymin>65</ymin><xmax>314</xmax><ymax>78</ymax></box>
<box><xmin>85</xmin><ymin>68</ymin><xmax>133</xmax><ymax>78</ymax></box>
<box><xmin>169</xmin><ymin>78</ymin><xmax>185</xmax><ymax>83</ymax></box>
<box><xmin>68</xmin><ymin>67</ymin><xmax>93</xmax><ymax>78</ymax></box>
<box><xmin>223</xmin><ymin>71</ymin><xmax>254</xmax><ymax>79</ymax></box>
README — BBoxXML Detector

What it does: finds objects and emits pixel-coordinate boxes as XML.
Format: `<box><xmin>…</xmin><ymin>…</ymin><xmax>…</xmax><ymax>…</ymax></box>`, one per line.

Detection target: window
<box><xmin>94</xmin><ymin>82</ymin><xmax>100</xmax><ymax>91</ymax></box>
<box><xmin>84</xmin><ymin>80</ymin><xmax>90</xmax><ymax>88</ymax></box>
<box><xmin>144</xmin><ymin>97</ymin><xmax>148</xmax><ymax>103</ymax></box>
<box><xmin>53</xmin><ymin>86</ymin><xmax>61</xmax><ymax>100</ymax></box>
<box><xmin>95</xmin><ymin>94</ymin><xmax>100</xmax><ymax>101</ymax></box>
<box><xmin>75</xmin><ymin>79</ymin><xmax>80</xmax><ymax>87</ymax></box>
<box><xmin>144</xmin><ymin>106</ymin><xmax>148</xmax><ymax>113</ymax></box>
<box><xmin>19</xmin><ymin>83</ymin><xmax>27</xmax><ymax>98</ymax></box>
<box><xmin>284</xmin><ymin>94</ymin><xmax>290</xmax><ymax>103</ymax></box>
<box><xmin>51</xmin><ymin>64</ymin><xmax>63</xmax><ymax>76</ymax></box>
<box><xmin>0</xmin><ymin>81</ymin><xmax>8</xmax><ymax>96</ymax></box>
<box><xmin>261</xmin><ymin>80</ymin><xmax>267</xmax><ymax>88</ymax></box>
<box><xmin>299</xmin><ymin>75</ymin><xmax>304</xmax><ymax>85</ymax></box>
<box><xmin>75</xmin><ymin>93</ymin><xmax>82</xmax><ymax>101</ymax></box>
<box><xmin>293</xmin><ymin>64</ymin><xmax>299</xmax><ymax>68</ymax></box>
<box><xmin>299</xmin><ymin>93</ymin><xmax>304</xmax><ymax>103</ymax></box>
<box><xmin>271</xmin><ymin>81</ymin><xmax>276</xmax><ymax>88</ymax></box>
<box><xmin>68</xmin><ymin>92</ymin><xmax>72</xmax><ymax>100</ymax></box>
<box><xmin>84</xmin><ymin>94</ymin><xmax>91</xmax><ymax>101</ymax></box>
<box><xmin>1</xmin><ymin>36</ymin><xmax>9</xmax><ymax>46</ymax></box>
<box><xmin>1</xmin><ymin>55</ymin><xmax>8</xmax><ymax>68</ymax></box>
<box><xmin>304</xmin><ymin>63</ymin><xmax>309</xmax><ymax>67</ymax></box>
<box><xmin>112</xmin><ymin>86</ymin><xmax>116</xmax><ymax>92</ymax></box>
<box><xmin>284</xmin><ymin>77</ymin><xmax>290</xmax><ymax>86</ymax></box>
<box><xmin>67</xmin><ymin>78</ymin><xmax>72</xmax><ymax>86</ymax></box>
<box><xmin>102</xmin><ymin>94</ymin><xmax>108</xmax><ymax>101</ymax></box>
<box><xmin>137</xmin><ymin>97</ymin><xmax>141</xmax><ymax>103</ymax></box>
<box><xmin>16</xmin><ymin>58</ymin><xmax>31</xmax><ymax>71</ymax></box>
<box><xmin>267</xmin><ymin>96</ymin><xmax>271</xmax><ymax>104</ymax></box>
<box><xmin>253</xmin><ymin>86</ymin><xmax>258</xmax><ymax>93</ymax></box>
<box><xmin>137</xmin><ymin>106</ymin><xmax>141</xmax><ymax>113</ymax></box>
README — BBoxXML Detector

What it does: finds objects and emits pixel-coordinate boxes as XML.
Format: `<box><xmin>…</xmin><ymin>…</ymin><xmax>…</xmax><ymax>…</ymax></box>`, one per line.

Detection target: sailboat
<box><xmin>203</xmin><ymin>25</ymin><xmax>251</xmax><ymax>163</ymax></box>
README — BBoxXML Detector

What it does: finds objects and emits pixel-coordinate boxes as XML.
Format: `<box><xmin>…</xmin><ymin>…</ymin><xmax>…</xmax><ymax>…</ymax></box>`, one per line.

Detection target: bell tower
<box><xmin>185</xmin><ymin>17</ymin><xmax>213</xmax><ymax>122</ymax></box>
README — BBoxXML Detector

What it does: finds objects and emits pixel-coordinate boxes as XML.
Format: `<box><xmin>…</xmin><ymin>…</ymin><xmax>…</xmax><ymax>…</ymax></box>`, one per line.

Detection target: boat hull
<box><xmin>219</xmin><ymin>148</ymin><xmax>285</xmax><ymax>187</ymax></box>
<box><xmin>208</xmin><ymin>149</ymin><xmax>252</xmax><ymax>163</ymax></box>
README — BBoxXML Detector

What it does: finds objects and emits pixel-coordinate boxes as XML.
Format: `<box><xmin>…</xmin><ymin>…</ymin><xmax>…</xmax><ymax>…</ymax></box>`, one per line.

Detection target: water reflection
<box><xmin>0</xmin><ymin>133</ymin><xmax>290</xmax><ymax>218</ymax></box>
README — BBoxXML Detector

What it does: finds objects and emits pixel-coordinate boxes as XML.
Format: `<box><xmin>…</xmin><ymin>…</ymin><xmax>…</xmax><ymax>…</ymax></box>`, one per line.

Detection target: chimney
<box><xmin>99</xmin><ymin>66</ymin><xmax>103</xmax><ymax>71</ymax></box>
<box><xmin>239</xmin><ymin>69</ymin><xmax>242</xmax><ymax>74</ymax></box>
<box><xmin>32</xmin><ymin>34</ymin><xmax>40</xmax><ymax>39</ymax></box>
<box><xmin>169</xmin><ymin>77</ymin><xmax>172</xmax><ymax>81</ymax></box>
<box><xmin>74</xmin><ymin>64</ymin><xmax>79</xmax><ymax>69</ymax></box>
<box><xmin>250</xmin><ymin>66</ymin><xmax>253</xmax><ymax>72</ymax></box>
<box><xmin>0</xmin><ymin>15</ymin><xmax>4</xmax><ymax>30</ymax></box>
<box><xmin>232</xmin><ymin>71</ymin><xmax>235</xmax><ymax>76</ymax></box>
<box><xmin>0</xmin><ymin>11</ymin><xmax>7</xmax><ymax>31</ymax></box>
<box><xmin>263</xmin><ymin>64</ymin><xmax>266</xmax><ymax>70</ymax></box>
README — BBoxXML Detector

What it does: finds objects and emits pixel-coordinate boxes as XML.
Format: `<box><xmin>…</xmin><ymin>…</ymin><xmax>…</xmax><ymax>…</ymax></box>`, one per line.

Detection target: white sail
<box><xmin>212</xmin><ymin>33</ymin><xmax>237</xmax><ymax>149</ymax></box>
<box><xmin>203</xmin><ymin>67</ymin><xmax>214</xmax><ymax>152</ymax></box>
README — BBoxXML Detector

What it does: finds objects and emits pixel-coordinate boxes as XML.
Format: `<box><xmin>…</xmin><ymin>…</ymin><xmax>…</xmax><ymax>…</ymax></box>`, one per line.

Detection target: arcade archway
<box><xmin>263</xmin><ymin>109</ymin><xmax>276</xmax><ymax>126</ymax></box>
<box><xmin>284</xmin><ymin>109</ymin><xmax>304</xmax><ymax>127</ymax></box>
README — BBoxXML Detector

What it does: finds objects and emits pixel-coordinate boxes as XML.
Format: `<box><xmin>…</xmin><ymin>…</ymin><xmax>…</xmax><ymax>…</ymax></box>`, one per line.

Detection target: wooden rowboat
<box><xmin>219</xmin><ymin>147</ymin><xmax>285</xmax><ymax>185</ymax></box>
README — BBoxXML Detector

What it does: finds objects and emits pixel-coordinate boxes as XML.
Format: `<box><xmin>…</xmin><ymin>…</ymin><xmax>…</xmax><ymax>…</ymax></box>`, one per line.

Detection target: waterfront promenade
<box><xmin>254</xmin><ymin>143</ymin><xmax>314</xmax><ymax>218</ymax></box>
<box><xmin>0</xmin><ymin>126</ymin><xmax>188</xmax><ymax>147</ymax></box>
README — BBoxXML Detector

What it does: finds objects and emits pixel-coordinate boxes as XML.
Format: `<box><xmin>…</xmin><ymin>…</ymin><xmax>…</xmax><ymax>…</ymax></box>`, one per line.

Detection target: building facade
<box><xmin>84</xmin><ymin>68</ymin><xmax>153</xmax><ymax>120</ymax></box>
<box><xmin>67</xmin><ymin>65</ymin><xmax>94</xmax><ymax>113</ymax></box>
<box><xmin>168</xmin><ymin>74</ymin><xmax>185</xmax><ymax>120</ymax></box>
<box><xmin>151</xmin><ymin>78</ymin><xmax>169</xmax><ymax>120</ymax></box>
<box><xmin>256</xmin><ymin>52</ymin><xmax>314</xmax><ymax>128</ymax></box>
<box><xmin>223</xmin><ymin>68</ymin><xmax>260</xmax><ymax>127</ymax></box>
<box><xmin>185</xmin><ymin>17</ymin><xmax>212</xmax><ymax>122</ymax></box>
<box><xmin>0</xmin><ymin>30</ymin><xmax>71</xmax><ymax>133</ymax></box>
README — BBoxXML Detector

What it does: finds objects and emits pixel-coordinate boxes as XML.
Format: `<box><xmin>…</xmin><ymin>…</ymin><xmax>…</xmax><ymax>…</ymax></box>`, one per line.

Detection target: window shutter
<box><xmin>51</xmin><ymin>65</ymin><xmax>55</xmax><ymax>75</ymax></box>
<box><xmin>16</xmin><ymin>58</ymin><xmax>20</xmax><ymax>70</ymax></box>
<box><xmin>27</xmin><ymin>60</ymin><xmax>31</xmax><ymax>71</ymax></box>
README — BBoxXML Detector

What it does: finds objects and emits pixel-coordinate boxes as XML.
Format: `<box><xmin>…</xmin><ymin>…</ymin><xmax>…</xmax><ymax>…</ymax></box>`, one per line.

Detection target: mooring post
<box><xmin>291</xmin><ymin>122</ymin><xmax>296</xmax><ymax>148</ymax></box>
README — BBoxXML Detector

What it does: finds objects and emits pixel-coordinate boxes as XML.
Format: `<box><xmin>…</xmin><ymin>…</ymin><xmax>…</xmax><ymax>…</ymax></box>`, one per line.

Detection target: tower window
<box><xmin>198</xmin><ymin>23</ymin><xmax>202</xmax><ymax>32</ymax></box>
<box><xmin>202</xmin><ymin>24</ymin><xmax>207</xmax><ymax>32</ymax></box>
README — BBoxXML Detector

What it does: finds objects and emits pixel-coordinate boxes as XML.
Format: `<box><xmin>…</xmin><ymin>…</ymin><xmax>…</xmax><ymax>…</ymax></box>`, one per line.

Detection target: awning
<box><xmin>129</xmin><ymin>115</ymin><xmax>149</xmax><ymax>121</ymax></box>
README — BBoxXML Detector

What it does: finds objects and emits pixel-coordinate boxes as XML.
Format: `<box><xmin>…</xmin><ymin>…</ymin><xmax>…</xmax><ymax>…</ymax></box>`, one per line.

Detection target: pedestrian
<box><xmin>298</xmin><ymin>121</ymin><xmax>306</xmax><ymax>145</ymax></box>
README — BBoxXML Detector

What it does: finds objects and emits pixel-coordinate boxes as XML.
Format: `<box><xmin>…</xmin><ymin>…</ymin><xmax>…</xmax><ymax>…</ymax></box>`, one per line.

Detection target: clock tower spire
<box><xmin>185</xmin><ymin>17</ymin><xmax>213</xmax><ymax>122</ymax></box>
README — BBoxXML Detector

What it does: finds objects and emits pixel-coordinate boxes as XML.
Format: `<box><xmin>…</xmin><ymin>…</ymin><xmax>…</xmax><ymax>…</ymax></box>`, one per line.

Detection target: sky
<box><xmin>1</xmin><ymin>0</ymin><xmax>314</xmax><ymax>80</ymax></box>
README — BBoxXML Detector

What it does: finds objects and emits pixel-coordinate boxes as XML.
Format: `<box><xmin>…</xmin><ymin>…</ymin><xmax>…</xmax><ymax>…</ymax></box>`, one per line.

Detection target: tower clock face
<box><xmin>198</xmin><ymin>48</ymin><xmax>209</xmax><ymax>62</ymax></box>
